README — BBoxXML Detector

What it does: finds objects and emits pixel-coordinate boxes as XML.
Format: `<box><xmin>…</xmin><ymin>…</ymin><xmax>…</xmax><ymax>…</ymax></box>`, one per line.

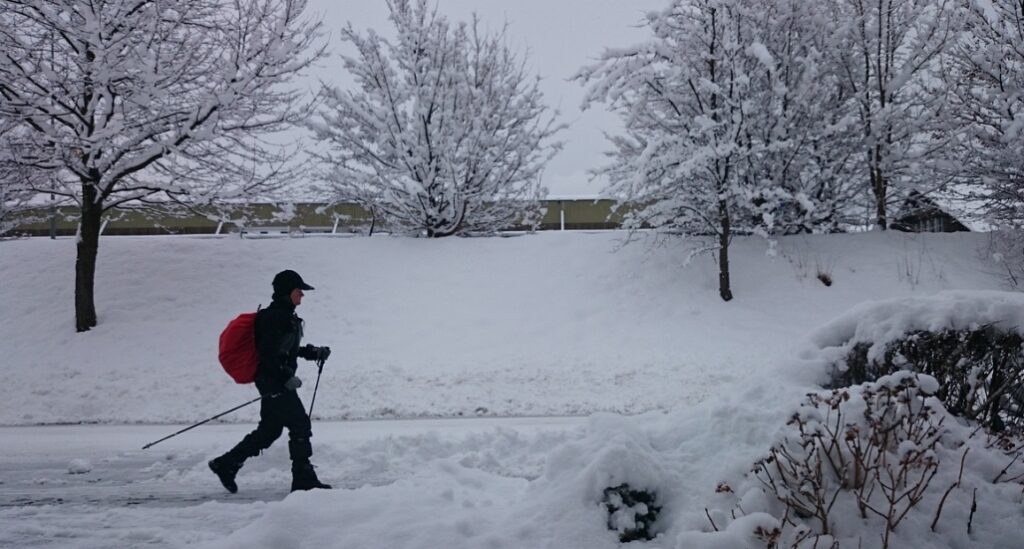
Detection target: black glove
<box><xmin>300</xmin><ymin>344</ymin><xmax>331</xmax><ymax>363</ymax></box>
<box><xmin>284</xmin><ymin>375</ymin><xmax>303</xmax><ymax>391</ymax></box>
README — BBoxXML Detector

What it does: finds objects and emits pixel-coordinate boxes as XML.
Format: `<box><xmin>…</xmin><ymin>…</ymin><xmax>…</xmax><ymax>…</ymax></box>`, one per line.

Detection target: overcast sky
<box><xmin>304</xmin><ymin>0</ymin><xmax>664</xmax><ymax>198</ymax></box>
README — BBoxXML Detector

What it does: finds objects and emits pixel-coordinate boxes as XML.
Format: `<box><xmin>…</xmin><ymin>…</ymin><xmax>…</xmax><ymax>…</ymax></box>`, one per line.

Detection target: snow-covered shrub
<box><xmin>753</xmin><ymin>373</ymin><xmax>944</xmax><ymax>548</ymax></box>
<box><xmin>527</xmin><ymin>413</ymin><xmax>681</xmax><ymax>545</ymax></box>
<box><xmin>602</xmin><ymin>483</ymin><xmax>661</xmax><ymax>542</ymax></box>
<box><xmin>829</xmin><ymin>327</ymin><xmax>1024</xmax><ymax>435</ymax></box>
<box><xmin>700</xmin><ymin>372</ymin><xmax>1024</xmax><ymax>549</ymax></box>
<box><xmin>803</xmin><ymin>292</ymin><xmax>1024</xmax><ymax>436</ymax></box>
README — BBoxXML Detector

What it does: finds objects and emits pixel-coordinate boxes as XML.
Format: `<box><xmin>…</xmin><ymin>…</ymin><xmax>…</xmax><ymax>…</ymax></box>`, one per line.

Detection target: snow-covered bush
<box><xmin>684</xmin><ymin>293</ymin><xmax>1024</xmax><ymax>548</ymax></box>
<box><xmin>753</xmin><ymin>373</ymin><xmax>944</xmax><ymax>548</ymax></box>
<box><xmin>602</xmin><ymin>483</ymin><xmax>661</xmax><ymax>542</ymax></box>
<box><xmin>806</xmin><ymin>292</ymin><xmax>1024</xmax><ymax>436</ymax></box>
<box><xmin>830</xmin><ymin>327</ymin><xmax>1024</xmax><ymax>435</ymax></box>
<box><xmin>705</xmin><ymin>373</ymin><xmax>1024</xmax><ymax>549</ymax></box>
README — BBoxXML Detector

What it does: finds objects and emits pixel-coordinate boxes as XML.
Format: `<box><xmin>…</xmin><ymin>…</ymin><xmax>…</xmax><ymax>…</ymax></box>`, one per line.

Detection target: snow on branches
<box><xmin>310</xmin><ymin>0</ymin><xmax>563</xmax><ymax>237</ymax></box>
<box><xmin>826</xmin><ymin>0</ymin><xmax>961</xmax><ymax>230</ymax></box>
<box><xmin>0</xmin><ymin>0</ymin><xmax>324</xmax><ymax>330</ymax></box>
<box><xmin>576</xmin><ymin>0</ymin><xmax>861</xmax><ymax>300</ymax></box>
<box><xmin>947</xmin><ymin>0</ymin><xmax>1024</xmax><ymax>228</ymax></box>
<box><xmin>0</xmin><ymin>117</ymin><xmax>50</xmax><ymax>236</ymax></box>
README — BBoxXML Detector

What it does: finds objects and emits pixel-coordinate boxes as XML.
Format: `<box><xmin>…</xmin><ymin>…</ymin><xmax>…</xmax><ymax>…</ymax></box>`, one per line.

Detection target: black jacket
<box><xmin>254</xmin><ymin>297</ymin><xmax>312</xmax><ymax>394</ymax></box>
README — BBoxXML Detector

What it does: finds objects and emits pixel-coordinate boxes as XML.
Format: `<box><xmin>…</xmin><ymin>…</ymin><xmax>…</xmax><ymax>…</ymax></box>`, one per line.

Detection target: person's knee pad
<box><xmin>288</xmin><ymin>437</ymin><xmax>313</xmax><ymax>460</ymax></box>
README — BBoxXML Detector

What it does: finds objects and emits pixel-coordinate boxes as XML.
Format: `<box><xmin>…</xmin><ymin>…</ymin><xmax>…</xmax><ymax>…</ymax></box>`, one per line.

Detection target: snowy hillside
<box><xmin>2</xmin><ymin>230</ymin><xmax>1021</xmax><ymax>549</ymax></box>
<box><xmin>0</xmin><ymin>230</ymin><xmax>1003</xmax><ymax>426</ymax></box>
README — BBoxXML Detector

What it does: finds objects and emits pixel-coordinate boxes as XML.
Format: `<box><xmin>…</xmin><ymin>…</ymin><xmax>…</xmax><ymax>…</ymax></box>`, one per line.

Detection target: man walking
<box><xmin>209</xmin><ymin>269</ymin><xmax>332</xmax><ymax>493</ymax></box>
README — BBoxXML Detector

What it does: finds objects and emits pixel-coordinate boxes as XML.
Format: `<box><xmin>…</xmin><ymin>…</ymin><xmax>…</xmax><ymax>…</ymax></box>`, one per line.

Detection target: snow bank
<box><xmin>209</xmin><ymin>461</ymin><xmax>530</xmax><ymax>549</ymax></box>
<box><xmin>200</xmin><ymin>371</ymin><xmax>812</xmax><ymax>549</ymax></box>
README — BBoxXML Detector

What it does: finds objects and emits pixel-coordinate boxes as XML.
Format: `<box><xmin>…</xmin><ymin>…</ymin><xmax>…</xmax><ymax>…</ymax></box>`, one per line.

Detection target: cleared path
<box><xmin>0</xmin><ymin>417</ymin><xmax>585</xmax><ymax>548</ymax></box>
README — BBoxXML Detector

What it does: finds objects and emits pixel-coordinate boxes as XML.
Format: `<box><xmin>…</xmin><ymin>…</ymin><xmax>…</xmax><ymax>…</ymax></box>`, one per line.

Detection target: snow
<box><xmin>66</xmin><ymin>459</ymin><xmax>92</xmax><ymax>475</ymax></box>
<box><xmin>0</xmin><ymin>231</ymin><xmax>998</xmax><ymax>426</ymax></box>
<box><xmin>746</xmin><ymin>42</ymin><xmax>775</xmax><ymax>70</ymax></box>
<box><xmin>804</xmin><ymin>289</ymin><xmax>1024</xmax><ymax>369</ymax></box>
<box><xmin>0</xmin><ymin>418</ymin><xmax>581</xmax><ymax>548</ymax></box>
<box><xmin>0</xmin><ymin>230</ymin><xmax>1020</xmax><ymax>548</ymax></box>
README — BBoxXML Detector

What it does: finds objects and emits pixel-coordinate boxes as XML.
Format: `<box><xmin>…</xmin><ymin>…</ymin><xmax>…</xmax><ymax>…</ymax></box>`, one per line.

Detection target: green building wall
<box><xmin>8</xmin><ymin>199</ymin><xmax>626</xmax><ymax>236</ymax></box>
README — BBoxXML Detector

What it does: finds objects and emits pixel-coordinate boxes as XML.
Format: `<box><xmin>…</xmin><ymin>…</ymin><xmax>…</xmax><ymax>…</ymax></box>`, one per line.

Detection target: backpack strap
<box><xmin>254</xmin><ymin>304</ymin><xmax>263</xmax><ymax>345</ymax></box>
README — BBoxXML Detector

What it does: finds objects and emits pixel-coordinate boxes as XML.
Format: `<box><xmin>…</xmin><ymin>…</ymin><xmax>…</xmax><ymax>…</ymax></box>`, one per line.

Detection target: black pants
<box><xmin>225</xmin><ymin>388</ymin><xmax>313</xmax><ymax>466</ymax></box>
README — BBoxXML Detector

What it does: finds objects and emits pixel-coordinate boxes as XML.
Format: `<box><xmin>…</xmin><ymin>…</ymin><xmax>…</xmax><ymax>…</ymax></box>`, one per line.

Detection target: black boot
<box><xmin>209</xmin><ymin>428</ymin><xmax>273</xmax><ymax>493</ymax></box>
<box><xmin>291</xmin><ymin>462</ymin><xmax>332</xmax><ymax>492</ymax></box>
<box><xmin>209</xmin><ymin>456</ymin><xmax>243</xmax><ymax>494</ymax></box>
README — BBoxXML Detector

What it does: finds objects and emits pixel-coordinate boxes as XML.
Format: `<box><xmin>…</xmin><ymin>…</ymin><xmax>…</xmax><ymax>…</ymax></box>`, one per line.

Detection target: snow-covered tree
<box><xmin>309</xmin><ymin>0</ymin><xmax>562</xmax><ymax>237</ymax></box>
<box><xmin>578</xmin><ymin>0</ymin><xmax>861</xmax><ymax>301</ymax></box>
<box><xmin>0</xmin><ymin>0</ymin><xmax>323</xmax><ymax>331</ymax></box>
<box><xmin>947</xmin><ymin>0</ymin><xmax>1024</xmax><ymax>227</ymax></box>
<box><xmin>577</xmin><ymin>0</ymin><xmax>763</xmax><ymax>302</ymax></box>
<box><xmin>738</xmin><ymin>0</ymin><xmax>863</xmax><ymax>235</ymax></box>
<box><xmin>825</xmin><ymin>0</ymin><xmax>961</xmax><ymax>229</ymax></box>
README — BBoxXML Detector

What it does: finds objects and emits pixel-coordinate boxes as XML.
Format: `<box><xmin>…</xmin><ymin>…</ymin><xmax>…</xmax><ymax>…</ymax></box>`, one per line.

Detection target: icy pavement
<box><xmin>0</xmin><ymin>417</ymin><xmax>584</xmax><ymax>548</ymax></box>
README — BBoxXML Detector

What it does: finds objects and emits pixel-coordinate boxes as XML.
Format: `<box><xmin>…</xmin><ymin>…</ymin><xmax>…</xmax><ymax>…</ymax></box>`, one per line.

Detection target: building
<box><xmin>890</xmin><ymin>192</ymin><xmax>970</xmax><ymax>233</ymax></box>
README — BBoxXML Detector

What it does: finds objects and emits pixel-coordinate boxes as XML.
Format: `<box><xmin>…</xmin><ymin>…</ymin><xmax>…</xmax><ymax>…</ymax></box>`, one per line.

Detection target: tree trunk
<box><xmin>871</xmin><ymin>146</ymin><xmax>888</xmax><ymax>230</ymax></box>
<box><xmin>75</xmin><ymin>181</ymin><xmax>102</xmax><ymax>332</ymax></box>
<box><xmin>872</xmin><ymin>168</ymin><xmax>888</xmax><ymax>230</ymax></box>
<box><xmin>717</xmin><ymin>198</ymin><xmax>733</xmax><ymax>302</ymax></box>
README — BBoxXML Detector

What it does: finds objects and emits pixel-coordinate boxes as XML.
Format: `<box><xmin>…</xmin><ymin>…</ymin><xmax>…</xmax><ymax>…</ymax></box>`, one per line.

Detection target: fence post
<box><xmin>49</xmin><ymin>193</ymin><xmax>56</xmax><ymax>239</ymax></box>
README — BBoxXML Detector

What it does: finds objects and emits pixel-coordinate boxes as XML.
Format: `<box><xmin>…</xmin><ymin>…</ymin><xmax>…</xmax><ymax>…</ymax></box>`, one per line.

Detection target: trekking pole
<box><xmin>308</xmin><ymin>358</ymin><xmax>326</xmax><ymax>418</ymax></box>
<box><xmin>141</xmin><ymin>393</ymin><xmax>278</xmax><ymax>450</ymax></box>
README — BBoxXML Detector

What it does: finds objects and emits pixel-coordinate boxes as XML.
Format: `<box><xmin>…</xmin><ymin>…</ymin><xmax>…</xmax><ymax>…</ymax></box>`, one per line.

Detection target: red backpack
<box><xmin>218</xmin><ymin>311</ymin><xmax>260</xmax><ymax>384</ymax></box>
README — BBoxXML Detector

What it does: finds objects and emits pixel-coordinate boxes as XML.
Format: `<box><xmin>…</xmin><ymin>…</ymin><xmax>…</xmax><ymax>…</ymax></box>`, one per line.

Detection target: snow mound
<box><xmin>67</xmin><ymin>459</ymin><xmax>92</xmax><ymax>475</ymax></box>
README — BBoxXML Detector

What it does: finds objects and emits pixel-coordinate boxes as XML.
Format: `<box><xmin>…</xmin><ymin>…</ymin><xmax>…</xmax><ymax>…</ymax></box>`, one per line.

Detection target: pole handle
<box><xmin>308</xmin><ymin>358</ymin><xmax>325</xmax><ymax>418</ymax></box>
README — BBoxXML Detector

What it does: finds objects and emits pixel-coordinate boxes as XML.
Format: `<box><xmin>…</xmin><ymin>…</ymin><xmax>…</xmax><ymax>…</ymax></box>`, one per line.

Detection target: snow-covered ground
<box><xmin>1</xmin><ymin>230</ymin><xmax>1019</xmax><ymax>548</ymax></box>
<box><xmin>0</xmin><ymin>417</ymin><xmax>583</xmax><ymax>547</ymax></box>
<box><xmin>0</xmin><ymin>231</ymin><xmax>998</xmax><ymax>425</ymax></box>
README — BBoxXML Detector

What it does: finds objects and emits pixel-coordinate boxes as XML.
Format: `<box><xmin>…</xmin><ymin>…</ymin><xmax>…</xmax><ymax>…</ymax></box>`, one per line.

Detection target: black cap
<box><xmin>272</xmin><ymin>269</ymin><xmax>314</xmax><ymax>295</ymax></box>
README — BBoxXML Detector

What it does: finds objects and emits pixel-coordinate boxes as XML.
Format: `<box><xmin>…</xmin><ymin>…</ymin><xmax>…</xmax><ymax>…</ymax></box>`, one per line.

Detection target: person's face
<box><xmin>290</xmin><ymin>288</ymin><xmax>304</xmax><ymax>306</ymax></box>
